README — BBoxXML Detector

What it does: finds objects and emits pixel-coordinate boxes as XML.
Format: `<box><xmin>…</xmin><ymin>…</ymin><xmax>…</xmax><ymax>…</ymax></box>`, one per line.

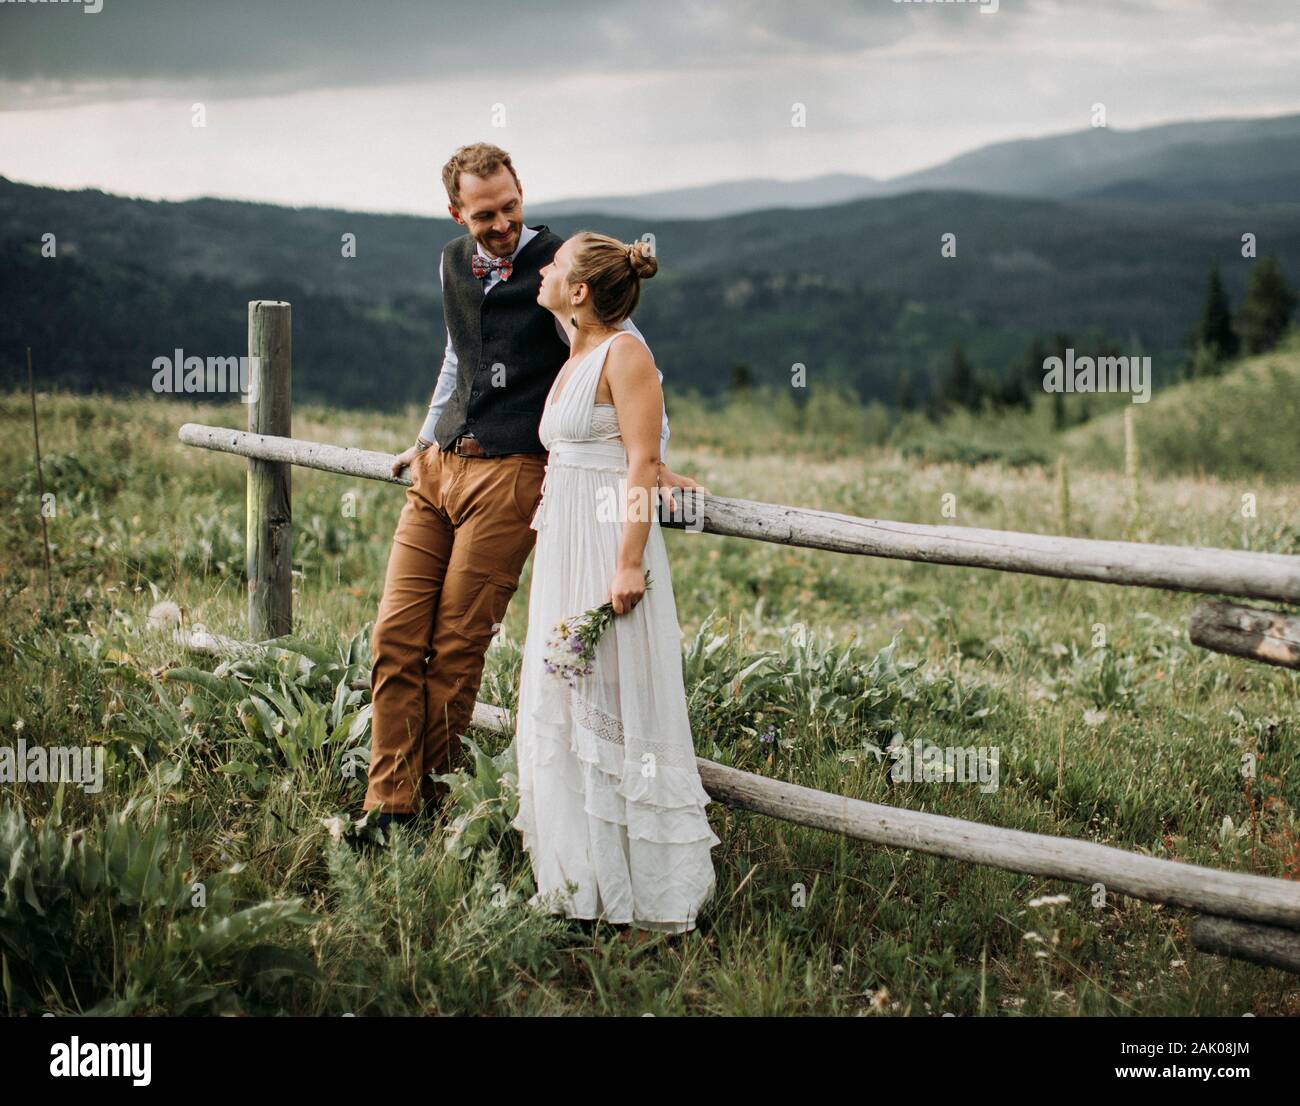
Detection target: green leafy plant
<box><xmin>0</xmin><ymin>794</ymin><xmax>318</xmax><ymax>1015</ymax></box>
<box><xmin>433</xmin><ymin>735</ymin><xmax>520</xmax><ymax>863</ymax></box>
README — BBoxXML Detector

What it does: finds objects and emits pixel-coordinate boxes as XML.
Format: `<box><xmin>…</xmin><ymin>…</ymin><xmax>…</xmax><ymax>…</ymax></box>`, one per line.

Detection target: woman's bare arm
<box><xmin>604</xmin><ymin>333</ymin><xmax>664</xmax><ymax>610</ymax></box>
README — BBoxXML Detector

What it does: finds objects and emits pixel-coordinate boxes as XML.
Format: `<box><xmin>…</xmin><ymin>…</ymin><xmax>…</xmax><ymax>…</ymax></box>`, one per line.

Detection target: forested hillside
<box><xmin>4</xmin><ymin>166</ymin><xmax>1298</xmax><ymax>410</ymax></box>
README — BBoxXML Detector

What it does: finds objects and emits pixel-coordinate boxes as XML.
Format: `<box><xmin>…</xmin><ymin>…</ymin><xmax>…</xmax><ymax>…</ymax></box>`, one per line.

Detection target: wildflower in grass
<box><xmin>1027</xmin><ymin>893</ymin><xmax>1071</xmax><ymax>909</ymax></box>
<box><xmin>147</xmin><ymin>600</ymin><xmax>182</xmax><ymax>630</ymax></box>
<box><xmin>544</xmin><ymin>571</ymin><xmax>653</xmax><ymax>687</ymax></box>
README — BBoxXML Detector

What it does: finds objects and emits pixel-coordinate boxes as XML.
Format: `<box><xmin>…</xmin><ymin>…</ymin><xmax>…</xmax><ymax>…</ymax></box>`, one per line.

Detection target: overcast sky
<box><xmin>1</xmin><ymin>0</ymin><xmax>1297</xmax><ymax>214</ymax></box>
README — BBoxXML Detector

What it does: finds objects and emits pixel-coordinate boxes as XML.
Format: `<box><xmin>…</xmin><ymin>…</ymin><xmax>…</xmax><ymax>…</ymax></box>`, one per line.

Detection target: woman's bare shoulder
<box><xmin>604</xmin><ymin>330</ymin><xmax>656</xmax><ymax>383</ymax></box>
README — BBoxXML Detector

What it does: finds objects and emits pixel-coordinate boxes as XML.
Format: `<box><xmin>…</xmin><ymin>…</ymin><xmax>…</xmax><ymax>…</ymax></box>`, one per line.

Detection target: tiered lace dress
<box><xmin>511</xmin><ymin>328</ymin><xmax>720</xmax><ymax>933</ymax></box>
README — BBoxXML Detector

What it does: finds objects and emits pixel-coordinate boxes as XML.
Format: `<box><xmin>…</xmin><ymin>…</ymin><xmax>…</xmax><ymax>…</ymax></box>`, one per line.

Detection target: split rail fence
<box><xmin>177</xmin><ymin>301</ymin><xmax>1300</xmax><ymax>974</ymax></box>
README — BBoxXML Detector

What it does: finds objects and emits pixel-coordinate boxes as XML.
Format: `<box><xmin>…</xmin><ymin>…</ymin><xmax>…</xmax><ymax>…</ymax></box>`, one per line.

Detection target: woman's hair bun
<box><xmin>625</xmin><ymin>240</ymin><xmax>658</xmax><ymax>280</ymax></box>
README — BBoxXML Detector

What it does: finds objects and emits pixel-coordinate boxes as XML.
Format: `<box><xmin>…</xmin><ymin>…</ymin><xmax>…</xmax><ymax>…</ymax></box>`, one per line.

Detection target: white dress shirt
<box><xmin>418</xmin><ymin>226</ymin><xmax>670</xmax><ymax>461</ymax></box>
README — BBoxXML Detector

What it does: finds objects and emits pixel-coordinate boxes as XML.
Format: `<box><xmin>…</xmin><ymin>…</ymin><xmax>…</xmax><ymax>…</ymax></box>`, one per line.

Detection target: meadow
<box><xmin>1</xmin><ymin>340</ymin><xmax>1298</xmax><ymax>1016</ymax></box>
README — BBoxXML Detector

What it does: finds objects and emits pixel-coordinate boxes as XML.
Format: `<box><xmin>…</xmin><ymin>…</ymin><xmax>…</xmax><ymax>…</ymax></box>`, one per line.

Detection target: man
<box><xmin>362</xmin><ymin>142</ymin><xmax>702</xmax><ymax>830</ymax></box>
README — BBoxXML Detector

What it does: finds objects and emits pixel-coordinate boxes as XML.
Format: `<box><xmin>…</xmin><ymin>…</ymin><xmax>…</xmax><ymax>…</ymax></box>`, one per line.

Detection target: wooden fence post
<box><xmin>1124</xmin><ymin>405</ymin><xmax>1142</xmax><ymax>539</ymax></box>
<box><xmin>247</xmin><ymin>300</ymin><xmax>293</xmax><ymax>639</ymax></box>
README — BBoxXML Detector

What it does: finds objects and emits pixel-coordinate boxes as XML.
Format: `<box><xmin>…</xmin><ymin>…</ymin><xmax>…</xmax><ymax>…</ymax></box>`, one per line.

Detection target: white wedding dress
<box><xmin>511</xmin><ymin>327</ymin><xmax>720</xmax><ymax>933</ymax></box>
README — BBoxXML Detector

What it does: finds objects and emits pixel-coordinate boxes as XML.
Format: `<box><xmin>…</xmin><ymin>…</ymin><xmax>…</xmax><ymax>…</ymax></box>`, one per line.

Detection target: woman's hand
<box><xmin>390</xmin><ymin>444</ymin><xmax>424</xmax><ymax>477</ymax></box>
<box><xmin>657</xmin><ymin>465</ymin><xmax>709</xmax><ymax>514</ymax></box>
<box><xmin>609</xmin><ymin>565</ymin><xmax>647</xmax><ymax>615</ymax></box>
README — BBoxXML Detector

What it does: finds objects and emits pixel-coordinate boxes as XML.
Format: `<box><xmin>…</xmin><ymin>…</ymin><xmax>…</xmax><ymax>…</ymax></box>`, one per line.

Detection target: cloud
<box><xmin>4</xmin><ymin>0</ymin><xmax>1292</xmax><ymax>112</ymax></box>
<box><xmin>0</xmin><ymin>0</ymin><xmax>1295</xmax><ymax>211</ymax></box>
<box><xmin>0</xmin><ymin>0</ymin><xmax>964</xmax><ymax>108</ymax></box>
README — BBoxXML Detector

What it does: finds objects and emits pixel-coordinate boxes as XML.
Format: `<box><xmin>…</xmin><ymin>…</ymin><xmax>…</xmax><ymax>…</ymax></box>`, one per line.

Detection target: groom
<box><xmin>362</xmin><ymin>142</ymin><xmax>701</xmax><ymax>827</ymax></box>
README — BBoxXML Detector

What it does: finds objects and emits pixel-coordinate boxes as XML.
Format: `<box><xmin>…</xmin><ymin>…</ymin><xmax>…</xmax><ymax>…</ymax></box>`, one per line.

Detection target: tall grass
<box><xmin>1</xmin><ymin>366</ymin><xmax>1297</xmax><ymax>1015</ymax></box>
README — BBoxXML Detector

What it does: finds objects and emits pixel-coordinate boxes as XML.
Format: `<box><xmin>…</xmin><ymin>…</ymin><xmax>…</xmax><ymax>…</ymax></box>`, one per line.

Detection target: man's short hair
<box><xmin>442</xmin><ymin>143</ymin><xmax>521</xmax><ymax>209</ymax></box>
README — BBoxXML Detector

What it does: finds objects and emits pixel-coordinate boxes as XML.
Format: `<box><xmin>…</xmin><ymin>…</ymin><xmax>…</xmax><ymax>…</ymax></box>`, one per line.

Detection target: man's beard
<box><xmin>481</xmin><ymin>223</ymin><xmax>522</xmax><ymax>257</ymax></box>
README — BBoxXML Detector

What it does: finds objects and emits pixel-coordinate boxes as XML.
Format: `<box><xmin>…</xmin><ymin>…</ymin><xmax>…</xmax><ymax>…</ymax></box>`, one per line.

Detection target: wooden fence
<box><xmin>178</xmin><ymin>301</ymin><xmax>1300</xmax><ymax>974</ymax></box>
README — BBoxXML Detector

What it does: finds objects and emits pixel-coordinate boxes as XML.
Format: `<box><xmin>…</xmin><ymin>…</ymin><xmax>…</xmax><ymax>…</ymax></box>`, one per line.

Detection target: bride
<box><xmin>511</xmin><ymin>231</ymin><xmax>721</xmax><ymax>936</ymax></box>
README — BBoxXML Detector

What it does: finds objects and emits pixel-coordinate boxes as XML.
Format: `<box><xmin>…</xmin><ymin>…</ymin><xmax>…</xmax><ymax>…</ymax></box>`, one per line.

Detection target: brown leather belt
<box><xmin>452</xmin><ymin>434</ymin><xmax>486</xmax><ymax>457</ymax></box>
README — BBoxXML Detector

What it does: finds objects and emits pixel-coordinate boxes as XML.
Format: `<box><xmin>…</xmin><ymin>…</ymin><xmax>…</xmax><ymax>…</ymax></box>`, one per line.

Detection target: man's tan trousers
<box><xmin>363</xmin><ymin>444</ymin><xmax>547</xmax><ymax>815</ymax></box>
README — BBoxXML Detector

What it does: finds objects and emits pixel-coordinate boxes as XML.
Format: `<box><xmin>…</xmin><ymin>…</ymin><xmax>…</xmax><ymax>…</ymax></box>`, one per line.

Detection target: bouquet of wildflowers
<box><xmin>544</xmin><ymin>570</ymin><xmax>653</xmax><ymax>687</ymax></box>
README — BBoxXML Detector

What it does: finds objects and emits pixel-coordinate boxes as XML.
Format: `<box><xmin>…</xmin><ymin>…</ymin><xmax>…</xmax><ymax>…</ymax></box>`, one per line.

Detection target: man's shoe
<box><xmin>346</xmin><ymin>809</ymin><xmax>416</xmax><ymax>853</ymax></box>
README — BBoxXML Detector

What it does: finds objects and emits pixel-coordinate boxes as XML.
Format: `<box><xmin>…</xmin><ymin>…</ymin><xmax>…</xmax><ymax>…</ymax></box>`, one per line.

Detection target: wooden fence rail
<box><xmin>179</xmin><ymin>422</ymin><xmax>1300</xmax><ymax>608</ymax></box>
<box><xmin>1190</xmin><ymin>599</ymin><xmax>1300</xmax><ymax>670</ymax></box>
<box><xmin>174</xmin><ymin>300</ymin><xmax>1300</xmax><ymax>976</ymax></box>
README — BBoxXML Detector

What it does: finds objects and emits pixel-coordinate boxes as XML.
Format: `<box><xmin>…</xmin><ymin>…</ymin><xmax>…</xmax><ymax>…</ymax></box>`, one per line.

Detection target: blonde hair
<box><xmin>441</xmin><ymin>142</ymin><xmax>521</xmax><ymax>209</ymax></box>
<box><xmin>568</xmin><ymin>232</ymin><xmax>659</xmax><ymax>325</ymax></box>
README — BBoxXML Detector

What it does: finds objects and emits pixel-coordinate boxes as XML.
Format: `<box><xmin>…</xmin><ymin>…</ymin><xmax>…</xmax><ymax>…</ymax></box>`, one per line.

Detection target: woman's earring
<box><xmin>570</xmin><ymin>314</ymin><xmax>578</xmax><ymax>329</ymax></box>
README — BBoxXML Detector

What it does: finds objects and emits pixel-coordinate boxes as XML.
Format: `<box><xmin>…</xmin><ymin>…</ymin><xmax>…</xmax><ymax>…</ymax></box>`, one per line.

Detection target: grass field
<box><xmin>2</xmin><ymin>342</ymin><xmax>1298</xmax><ymax>1015</ymax></box>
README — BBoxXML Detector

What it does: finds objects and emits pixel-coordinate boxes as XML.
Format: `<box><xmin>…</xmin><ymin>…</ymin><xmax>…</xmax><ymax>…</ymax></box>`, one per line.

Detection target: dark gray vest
<box><xmin>432</xmin><ymin>226</ymin><xmax>569</xmax><ymax>455</ymax></box>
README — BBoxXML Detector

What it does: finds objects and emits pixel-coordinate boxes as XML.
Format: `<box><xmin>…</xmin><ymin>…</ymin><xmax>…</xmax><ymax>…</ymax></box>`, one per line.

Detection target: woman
<box><xmin>511</xmin><ymin>231</ymin><xmax>721</xmax><ymax>936</ymax></box>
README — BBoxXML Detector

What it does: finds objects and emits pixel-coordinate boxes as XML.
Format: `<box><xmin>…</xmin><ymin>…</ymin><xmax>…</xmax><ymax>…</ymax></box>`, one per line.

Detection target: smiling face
<box><xmin>537</xmin><ymin>237</ymin><xmax>580</xmax><ymax>314</ymax></box>
<box><xmin>448</xmin><ymin>165</ymin><xmax>524</xmax><ymax>258</ymax></box>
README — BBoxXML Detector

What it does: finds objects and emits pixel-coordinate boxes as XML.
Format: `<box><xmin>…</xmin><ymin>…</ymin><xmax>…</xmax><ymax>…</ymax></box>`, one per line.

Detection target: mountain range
<box><xmin>532</xmin><ymin>113</ymin><xmax>1300</xmax><ymax>218</ymax></box>
<box><xmin>3</xmin><ymin>112</ymin><xmax>1297</xmax><ymax>412</ymax></box>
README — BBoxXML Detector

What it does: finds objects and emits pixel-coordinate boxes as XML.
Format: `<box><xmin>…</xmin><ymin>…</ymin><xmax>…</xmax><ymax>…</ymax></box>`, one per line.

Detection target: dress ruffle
<box><xmin>512</xmin><ymin>700</ymin><xmax>720</xmax><ymax>931</ymax></box>
<box><xmin>515</xmin><ymin>706</ymin><xmax>720</xmax><ymax>846</ymax></box>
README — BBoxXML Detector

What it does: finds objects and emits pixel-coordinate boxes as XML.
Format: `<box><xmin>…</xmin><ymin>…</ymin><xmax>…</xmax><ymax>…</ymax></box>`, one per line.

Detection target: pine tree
<box><xmin>1194</xmin><ymin>261</ymin><xmax>1239</xmax><ymax>366</ymax></box>
<box><xmin>938</xmin><ymin>343</ymin><xmax>979</xmax><ymax>413</ymax></box>
<box><xmin>923</xmin><ymin>371</ymin><xmax>944</xmax><ymax>424</ymax></box>
<box><xmin>1238</xmin><ymin>256</ymin><xmax>1298</xmax><ymax>355</ymax></box>
<box><xmin>1020</xmin><ymin>336</ymin><xmax>1048</xmax><ymax>411</ymax></box>
<box><xmin>1045</xmin><ymin>334</ymin><xmax>1069</xmax><ymax>430</ymax></box>
<box><xmin>994</xmin><ymin>367</ymin><xmax>1028</xmax><ymax>411</ymax></box>
<box><xmin>896</xmin><ymin>366</ymin><xmax>917</xmax><ymax>412</ymax></box>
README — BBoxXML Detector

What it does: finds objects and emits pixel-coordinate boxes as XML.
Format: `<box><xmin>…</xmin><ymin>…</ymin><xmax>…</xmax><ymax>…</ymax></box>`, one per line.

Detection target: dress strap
<box><xmin>571</xmin><ymin>331</ymin><xmax>636</xmax><ymax>429</ymax></box>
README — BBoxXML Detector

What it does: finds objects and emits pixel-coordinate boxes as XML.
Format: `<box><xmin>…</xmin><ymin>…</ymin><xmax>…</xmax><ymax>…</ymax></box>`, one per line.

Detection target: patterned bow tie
<box><xmin>471</xmin><ymin>253</ymin><xmax>513</xmax><ymax>281</ymax></box>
